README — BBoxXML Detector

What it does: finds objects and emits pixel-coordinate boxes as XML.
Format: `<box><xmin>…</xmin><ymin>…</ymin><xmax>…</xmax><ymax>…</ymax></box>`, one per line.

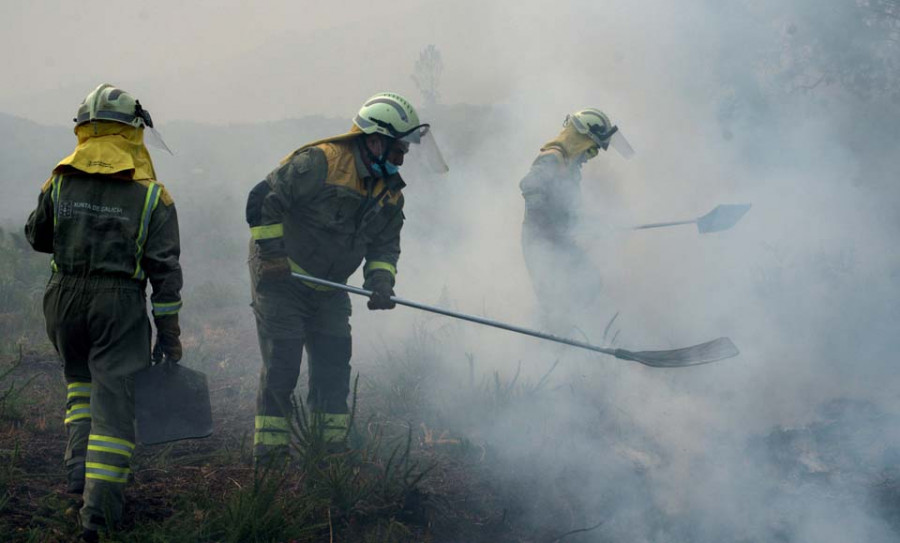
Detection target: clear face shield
<box><xmin>143</xmin><ymin>125</ymin><xmax>174</xmax><ymax>155</ymax></box>
<box><xmin>398</xmin><ymin>124</ymin><xmax>449</xmax><ymax>173</ymax></box>
<box><xmin>569</xmin><ymin>114</ymin><xmax>635</xmax><ymax>160</ymax></box>
<box><xmin>607</xmin><ymin>129</ymin><xmax>634</xmax><ymax>160</ymax></box>
<box><xmin>135</xmin><ymin>104</ymin><xmax>174</xmax><ymax>155</ymax></box>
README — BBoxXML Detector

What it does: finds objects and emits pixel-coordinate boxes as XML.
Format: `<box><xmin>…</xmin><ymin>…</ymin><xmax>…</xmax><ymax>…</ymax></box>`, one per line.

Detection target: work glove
<box><xmin>256</xmin><ymin>256</ymin><xmax>291</xmax><ymax>286</ymax></box>
<box><xmin>363</xmin><ymin>269</ymin><xmax>396</xmax><ymax>310</ymax></box>
<box><xmin>152</xmin><ymin>314</ymin><xmax>182</xmax><ymax>364</ymax></box>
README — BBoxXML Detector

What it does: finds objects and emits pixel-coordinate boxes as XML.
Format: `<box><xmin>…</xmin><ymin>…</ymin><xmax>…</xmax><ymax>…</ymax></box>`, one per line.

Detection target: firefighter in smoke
<box><xmin>246</xmin><ymin>92</ymin><xmax>443</xmax><ymax>462</ymax></box>
<box><xmin>519</xmin><ymin>108</ymin><xmax>634</xmax><ymax>331</ymax></box>
<box><xmin>24</xmin><ymin>84</ymin><xmax>183</xmax><ymax>542</ymax></box>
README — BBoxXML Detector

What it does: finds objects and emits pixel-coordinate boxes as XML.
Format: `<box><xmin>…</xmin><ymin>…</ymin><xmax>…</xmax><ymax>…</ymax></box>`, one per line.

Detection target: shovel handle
<box><xmin>633</xmin><ymin>219</ymin><xmax>697</xmax><ymax>230</ymax></box>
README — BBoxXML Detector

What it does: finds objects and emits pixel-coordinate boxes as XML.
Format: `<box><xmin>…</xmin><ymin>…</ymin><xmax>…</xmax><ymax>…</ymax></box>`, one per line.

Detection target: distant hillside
<box><xmin>0</xmin><ymin>102</ymin><xmax>502</xmax><ymax>225</ymax></box>
<box><xmin>0</xmin><ymin>114</ymin><xmax>72</xmax><ymax>220</ymax></box>
<box><xmin>0</xmin><ymin>113</ymin><xmax>344</xmax><ymax>223</ymax></box>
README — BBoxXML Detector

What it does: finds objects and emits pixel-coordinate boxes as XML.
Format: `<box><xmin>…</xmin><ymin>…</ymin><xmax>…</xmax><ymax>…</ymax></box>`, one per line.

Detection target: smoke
<box><xmin>365</xmin><ymin>1</ymin><xmax>900</xmax><ymax>541</ymax></box>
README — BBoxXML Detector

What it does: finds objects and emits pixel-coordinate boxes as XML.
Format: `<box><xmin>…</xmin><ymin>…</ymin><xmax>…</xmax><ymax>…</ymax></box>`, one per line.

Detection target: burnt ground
<box><xmin>0</xmin><ymin>324</ymin><xmax>569</xmax><ymax>543</ymax></box>
<box><xmin>5</xmin><ymin>322</ymin><xmax>900</xmax><ymax>542</ymax></box>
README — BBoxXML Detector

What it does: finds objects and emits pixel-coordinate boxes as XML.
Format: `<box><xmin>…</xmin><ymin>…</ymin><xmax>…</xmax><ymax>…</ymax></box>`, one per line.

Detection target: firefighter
<box><xmin>246</xmin><ymin>92</ymin><xmax>438</xmax><ymax>462</ymax></box>
<box><xmin>519</xmin><ymin>108</ymin><xmax>633</xmax><ymax>331</ymax></box>
<box><xmin>24</xmin><ymin>84</ymin><xmax>182</xmax><ymax>542</ymax></box>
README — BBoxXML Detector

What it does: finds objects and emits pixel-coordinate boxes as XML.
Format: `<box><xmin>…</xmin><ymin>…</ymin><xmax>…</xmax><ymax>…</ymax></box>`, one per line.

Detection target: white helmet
<box><xmin>565</xmin><ymin>108</ymin><xmax>635</xmax><ymax>159</ymax></box>
<box><xmin>74</xmin><ymin>83</ymin><xmax>172</xmax><ymax>154</ymax></box>
<box><xmin>75</xmin><ymin>84</ymin><xmax>154</xmax><ymax>129</ymax></box>
<box><xmin>353</xmin><ymin>92</ymin><xmax>448</xmax><ymax>172</ymax></box>
<box><xmin>353</xmin><ymin>92</ymin><xmax>429</xmax><ymax>144</ymax></box>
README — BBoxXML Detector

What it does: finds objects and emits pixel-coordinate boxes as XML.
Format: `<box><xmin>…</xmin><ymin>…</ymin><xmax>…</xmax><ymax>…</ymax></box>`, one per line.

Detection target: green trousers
<box><xmin>249</xmin><ymin>247</ymin><xmax>353</xmax><ymax>461</ymax></box>
<box><xmin>43</xmin><ymin>274</ymin><xmax>150</xmax><ymax>531</ymax></box>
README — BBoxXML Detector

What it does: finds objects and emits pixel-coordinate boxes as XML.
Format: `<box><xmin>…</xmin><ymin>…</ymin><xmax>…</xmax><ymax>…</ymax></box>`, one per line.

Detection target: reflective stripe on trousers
<box><xmin>254</xmin><ymin>415</ymin><xmax>290</xmax><ymax>446</ymax></box>
<box><xmin>319</xmin><ymin>412</ymin><xmax>349</xmax><ymax>443</ymax></box>
<box><xmin>66</xmin><ymin>381</ymin><xmax>92</xmax><ymax>424</ymax></box>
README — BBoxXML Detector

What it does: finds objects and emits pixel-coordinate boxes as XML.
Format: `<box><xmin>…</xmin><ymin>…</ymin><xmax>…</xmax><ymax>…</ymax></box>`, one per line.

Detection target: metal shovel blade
<box><xmin>135</xmin><ymin>363</ymin><xmax>213</xmax><ymax>445</ymax></box>
<box><xmin>696</xmin><ymin>203</ymin><xmax>751</xmax><ymax>234</ymax></box>
<box><xmin>615</xmin><ymin>337</ymin><xmax>740</xmax><ymax>367</ymax></box>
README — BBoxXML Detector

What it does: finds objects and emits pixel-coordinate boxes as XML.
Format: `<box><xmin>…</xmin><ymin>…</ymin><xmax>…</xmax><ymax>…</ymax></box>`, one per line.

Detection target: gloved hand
<box><xmin>257</xmin><ymin>256</ymin><xmax>291</xmax><ymax>285</ymax></box>
<box><xmin>363</xmin><ymin>269</ymin><xmax>396</xmax><ymax>310</ymax></box>
<box><xmin>152</xmin><ymin>314</ymin><xmax>182</xmax><ymax>364</ymax></box>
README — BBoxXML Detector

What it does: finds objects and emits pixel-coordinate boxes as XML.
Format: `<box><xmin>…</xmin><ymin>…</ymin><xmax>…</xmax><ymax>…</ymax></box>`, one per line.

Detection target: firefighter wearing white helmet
<box><xmin>245</xmin><ymin>92</ymin><xmax>443</xmax><ymax>464</ymax></box>
<box><xmin>519</xmin><ymin>108</ymin><xmax>634</xmax><ymax>331</ymax></box>
<box><xmin>25</xmin><ymin>83</ymin><xmax>183</xmax><ymax>542</ymax></box>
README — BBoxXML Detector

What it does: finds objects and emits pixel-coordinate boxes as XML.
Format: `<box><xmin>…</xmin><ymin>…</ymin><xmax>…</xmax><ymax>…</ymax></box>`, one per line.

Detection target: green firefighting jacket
<box><xmin>24</xmin><ymin>123</ymin><xmax>183</xmax><ymax>318</ymax></box>
<box><xmin>246</xmin><ymin>136</ymin><xmax>405</xmax><ymax>287</ymax></box>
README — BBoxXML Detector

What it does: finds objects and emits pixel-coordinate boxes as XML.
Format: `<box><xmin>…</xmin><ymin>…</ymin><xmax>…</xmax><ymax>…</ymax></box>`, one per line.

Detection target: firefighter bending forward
<box><xmin>520</xmin><ymin>108</ymin><xmax>634</xmax><ymax>331</ymax></box>
<box><xmin>246</xmin><ymin>93</ymin><xmax>432</xmax><ymax>462</ymax></box>
<box><xmin>25</xmin><ymin>84</ymin><xmax>182</xmax><ymax>542</ymax></box>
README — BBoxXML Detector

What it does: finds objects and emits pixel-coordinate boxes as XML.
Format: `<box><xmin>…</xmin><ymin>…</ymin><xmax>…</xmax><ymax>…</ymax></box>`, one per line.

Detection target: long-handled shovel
<box><xmin>292</xmin><ymin>272</ymin><xmax>739</xmax><ymax>368</ymax></box>
<box><xmin>634</xmin><ymin>203</ymin><xmax>751</xmax><ymax>234</ymax></box>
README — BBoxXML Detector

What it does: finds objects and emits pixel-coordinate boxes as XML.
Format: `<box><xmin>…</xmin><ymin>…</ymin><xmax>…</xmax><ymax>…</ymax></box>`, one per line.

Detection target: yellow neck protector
<box><xmin>540</xmin><ymin>123</ymin><xmax>597</xmax><ymax>168</ymax></box>
<box><xmin>55</xmin><ymin>121</ymin><xmax>156</xmax><ymax>180</ymax></box>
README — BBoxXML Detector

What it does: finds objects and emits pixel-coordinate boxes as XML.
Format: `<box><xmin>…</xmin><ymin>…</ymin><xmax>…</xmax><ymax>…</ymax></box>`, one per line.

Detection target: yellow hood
<box><xmin>280</xmin><ymin>124</ymin><xmax>364</xmax><ymax>165</ymax></box>
<box><xmin>54</xmin><ymin>121</ymin><xmax>157</xmax><ymax>180</ymax></box>
<box><xmin>540</xmin><ymin>123</ymin><xmax>597</xmax><ymax>167</ymax></box>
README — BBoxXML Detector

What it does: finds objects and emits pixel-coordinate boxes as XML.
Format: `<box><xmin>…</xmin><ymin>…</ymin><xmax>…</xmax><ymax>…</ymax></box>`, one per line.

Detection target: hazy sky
<box><xmin>0</xmin><ymin>0</ymin><xmax>514</xmax><ymax>123</ymax></box>
<box><xmin>0</xmin><ymin>0</ymin><xmax>701</xmax><ymax>125</ymax></box>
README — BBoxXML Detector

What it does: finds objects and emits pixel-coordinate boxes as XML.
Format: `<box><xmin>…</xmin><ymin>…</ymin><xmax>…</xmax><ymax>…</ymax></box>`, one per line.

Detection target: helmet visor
<box><xmin>397</xmin><ymin>123</ymin><xmax>430</xmax><ymax>144</ymax></box>
<box><xmin>144</xmin><ymin>125</ymin><xmax>174</xmax><ymax>155</ymax></box>
<box><xmin>608</xmin><ymin>129</ymin><xmax>635</xmax><ymax>159</ymax></box>
<box><xmin>357</xmin><ymin>115</ymin><xmax>432</xmax><ymax>145</ymax></box>
<box><xmin>393</xmin><ymin>123</ymin><xmax>447</xmax><ymax>173</ymax></box>
<box><xmin>413</xmin><ymin>127</ymin><xmax>449</xmax><ymax>173</ymax></box>
<box><xmin>569</xmin><ymin>114</ymin><xmax>625</xmax><ymax>150</ymax></box>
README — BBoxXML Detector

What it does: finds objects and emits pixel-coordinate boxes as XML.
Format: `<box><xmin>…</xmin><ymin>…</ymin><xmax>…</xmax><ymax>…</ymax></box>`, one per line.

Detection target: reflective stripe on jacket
<box><xmin>25</xmin><ymin>171</ymin><xmax>182</xmax><ymax>316</ymax></box>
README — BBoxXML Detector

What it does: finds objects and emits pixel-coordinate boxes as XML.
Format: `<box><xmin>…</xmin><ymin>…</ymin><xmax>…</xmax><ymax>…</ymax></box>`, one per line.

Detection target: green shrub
<box><xmin>0</xmin><ymin>353</ymin><xmax>37</xmax><ymax>424</ymax></box>
<box><xmin>0</xmin><ymin>227</ymin><xmax>49</xmax><ymax>352</ymax></box>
